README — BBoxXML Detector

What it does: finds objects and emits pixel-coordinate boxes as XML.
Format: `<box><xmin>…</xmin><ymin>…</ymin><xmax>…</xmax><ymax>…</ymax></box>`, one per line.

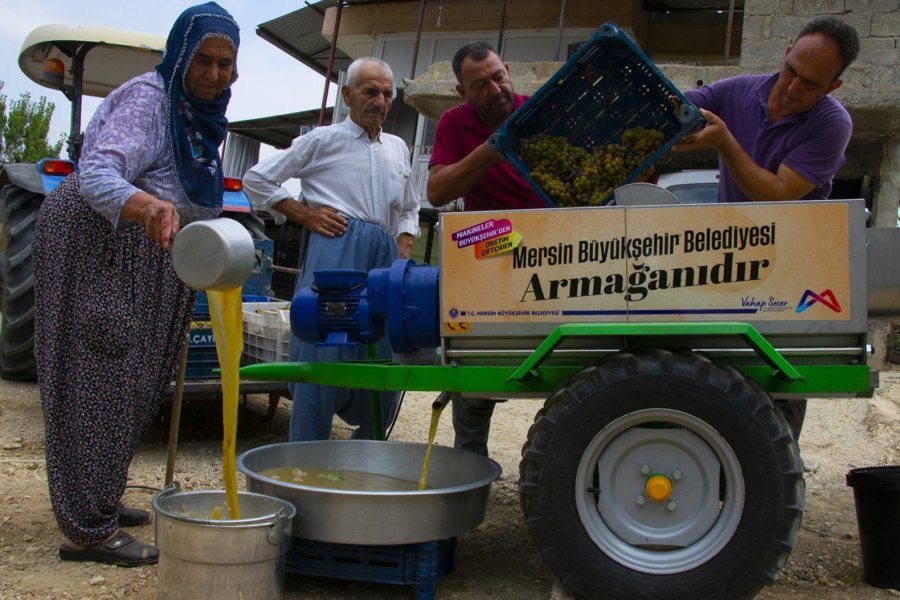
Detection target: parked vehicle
<box><xmin>655</xmin><ymin>169</ymin><xmax>719</xmax><ymax>203</ymax></box>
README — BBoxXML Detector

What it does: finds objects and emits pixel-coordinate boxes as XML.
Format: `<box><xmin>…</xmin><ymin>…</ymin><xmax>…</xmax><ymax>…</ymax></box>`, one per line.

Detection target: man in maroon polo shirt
<box><xmin>427</xmin><ymin>41</ymin><xmax>545</xmax><ymax>456</ymax></box>
<box><xmin>428</xmin><ymin>42</ymin><xmax>547</xmax><ymax>212</ymax></box>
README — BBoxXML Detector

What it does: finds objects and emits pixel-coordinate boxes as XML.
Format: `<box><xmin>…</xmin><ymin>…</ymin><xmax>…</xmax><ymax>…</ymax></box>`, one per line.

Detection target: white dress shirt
<box><xmin>243</xmin><ymin>118</ymin><xmax>420</xmax><ymax>238</ymax></box>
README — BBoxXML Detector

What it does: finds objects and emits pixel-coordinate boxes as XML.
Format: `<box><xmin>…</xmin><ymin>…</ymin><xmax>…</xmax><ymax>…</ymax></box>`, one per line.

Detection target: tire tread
<box><xmin>519</xmin><ymin>348</ymin><xmax>804</xmax><ymax>599</ymax></box>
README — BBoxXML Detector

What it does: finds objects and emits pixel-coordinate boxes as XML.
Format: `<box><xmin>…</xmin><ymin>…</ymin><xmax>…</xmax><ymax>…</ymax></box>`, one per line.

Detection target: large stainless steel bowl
<box><xmin>237</xmin><ymin>440</ymin><xmax>502</xmax><ymax>545</ymax></box>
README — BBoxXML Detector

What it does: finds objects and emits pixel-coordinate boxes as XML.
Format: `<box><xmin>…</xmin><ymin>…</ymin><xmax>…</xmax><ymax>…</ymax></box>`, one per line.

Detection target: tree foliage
<box><xmin>0</xmin><ymin>81</ymin><xmax>65</xmax><ymax>163</ymax></box>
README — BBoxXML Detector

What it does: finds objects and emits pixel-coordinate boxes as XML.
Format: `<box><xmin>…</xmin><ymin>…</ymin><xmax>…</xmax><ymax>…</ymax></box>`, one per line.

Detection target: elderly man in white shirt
<box><xmin>243</xmin><ymin>56</ymin><xmax>420</xmax><ymax>441</ymax></box>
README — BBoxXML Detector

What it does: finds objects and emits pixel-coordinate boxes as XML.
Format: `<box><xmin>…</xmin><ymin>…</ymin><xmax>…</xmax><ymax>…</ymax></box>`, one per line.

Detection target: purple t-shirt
<box><xmin>684</xmin><ymin>74</ymin><xmax>852</xmax><ymax>202</ymax></box>
<box><xmin>429</xmin><ymin>94</ymin><xmax>546</xmax><ymax>212</ymax></box>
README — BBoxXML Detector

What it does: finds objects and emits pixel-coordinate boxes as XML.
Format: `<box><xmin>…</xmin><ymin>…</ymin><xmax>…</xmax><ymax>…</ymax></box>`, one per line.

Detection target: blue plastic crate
<box><xmin>286</xmin><ymin>537</ymin><xmax>456</xmax><ymax>600</ymax></box>
<box><xmin>184</xmin><ymin>326</ymin><xmax>217</xmax><ymax>379</ymax></box>
<box><xmin>184</xmin><ymin>296</ymin><xmax>277</xmax><ymax>380</ymax></box>
<box><xmin>194</xmin><ymin>292</ymin><xmax>211</xmax><ymax>321</ymax></box>
<box><xmin>489</xmin><ymin>21</ymin><xmax>703</xmax><ymax>207</ymax></box>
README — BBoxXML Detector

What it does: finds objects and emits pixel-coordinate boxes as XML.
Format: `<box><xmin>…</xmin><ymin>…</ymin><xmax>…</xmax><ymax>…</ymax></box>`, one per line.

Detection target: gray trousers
<box><xmin>452</xmin><ymin>397</ymin><xmax>503</xmax><ymax>456</ymax></box>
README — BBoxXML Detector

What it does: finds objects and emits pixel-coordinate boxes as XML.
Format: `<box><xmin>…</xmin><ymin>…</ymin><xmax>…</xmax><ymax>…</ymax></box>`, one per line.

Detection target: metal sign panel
<box><xmin>439</xmin><ymin>200</ymin><xmax>867</xmax><ymax>336</ymax></box>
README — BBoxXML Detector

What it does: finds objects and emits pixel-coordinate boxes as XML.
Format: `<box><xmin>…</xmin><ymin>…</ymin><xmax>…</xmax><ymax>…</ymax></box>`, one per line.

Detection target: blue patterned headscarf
<box><xmin>156</xmin><ymin>2</ymin><xmax>239</xmax><ymax>210</ymax></box>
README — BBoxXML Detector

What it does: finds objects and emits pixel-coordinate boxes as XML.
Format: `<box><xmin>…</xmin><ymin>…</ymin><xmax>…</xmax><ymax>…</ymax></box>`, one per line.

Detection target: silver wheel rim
<box><xmin>575</xmin><ymin>408</ymin><xmax>744</xmax><ymax>574</ymax></box>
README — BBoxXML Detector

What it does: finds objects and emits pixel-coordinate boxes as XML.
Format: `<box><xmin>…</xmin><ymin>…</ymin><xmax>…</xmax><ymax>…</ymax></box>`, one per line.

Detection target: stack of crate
<box><xmin>241</xmin><ymin>300</ymin><xmax>292</xmax><ymax>366</ymax></box>
<box><xmin>184</xmin><ymin>293</ymin><xmax>216</xmax><ymax>379</ymax></box>
<box><xmin>182</xmin><ymin>292</ymin><xmax>277</xmax><ymax>380</ymax></box>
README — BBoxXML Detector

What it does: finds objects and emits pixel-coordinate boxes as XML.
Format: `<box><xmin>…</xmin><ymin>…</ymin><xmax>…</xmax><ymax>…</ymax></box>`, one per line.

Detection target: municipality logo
<box><xmin>795</xmin><ymin>289</ymin><xmax>842</xmax><ymax>314</ymax></box>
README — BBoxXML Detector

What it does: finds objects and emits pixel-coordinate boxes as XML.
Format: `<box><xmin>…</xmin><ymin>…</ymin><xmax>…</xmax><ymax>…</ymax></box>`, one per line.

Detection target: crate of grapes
<box><xmin>489</xmin><ymin>21</ymin><xmax>703</xmax><ymax>207</ymax></box>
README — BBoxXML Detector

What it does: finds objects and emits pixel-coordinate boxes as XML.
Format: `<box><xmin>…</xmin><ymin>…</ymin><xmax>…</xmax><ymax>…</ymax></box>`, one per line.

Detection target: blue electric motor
<box><xmin>291</xmin><ymin>259</ymin><xmax>441</xmax><ymax>353</ymax></box>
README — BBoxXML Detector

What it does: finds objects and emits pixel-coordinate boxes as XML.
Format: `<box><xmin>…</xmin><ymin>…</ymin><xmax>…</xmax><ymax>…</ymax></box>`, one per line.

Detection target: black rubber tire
<box><xmin>519</xmin><ymin>348</ymin><xmax>804</xmax><ymax>600</ymax></box>
<box><xmin>0</xmin><ymin>183</ymin><xmax>41</xmax><ymax>381</ymax></box>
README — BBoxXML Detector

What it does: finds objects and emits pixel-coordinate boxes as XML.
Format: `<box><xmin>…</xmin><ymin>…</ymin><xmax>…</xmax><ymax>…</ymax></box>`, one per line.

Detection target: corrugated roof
<box><xmin>227</xmin><ymin>107</ymin><xmax>334</xmax><ymax>149</ymax></box>
<box><xmin>256</xmin><ymin>0</ymin><xmax>463</xmax><ymax>80</ymax></box>
<box><xmin>256</xmin><ymin>0</ymin><xmax>349</xmax><ymax>80</ymax></box>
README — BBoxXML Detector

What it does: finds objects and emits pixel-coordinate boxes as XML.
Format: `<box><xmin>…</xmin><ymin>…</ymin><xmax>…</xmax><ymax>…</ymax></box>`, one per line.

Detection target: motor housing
<box><xmin>291</xmin><ymin>259</ymin><xmax>440</xmax><ymax>353</ymax></box>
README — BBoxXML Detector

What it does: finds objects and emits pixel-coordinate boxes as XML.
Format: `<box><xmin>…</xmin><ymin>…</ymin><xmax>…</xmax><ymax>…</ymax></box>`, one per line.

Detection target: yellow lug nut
<box><xmin>645</xmin><ymin>474</ymin><xmax>673</xmax><ymax>502</ymax></box>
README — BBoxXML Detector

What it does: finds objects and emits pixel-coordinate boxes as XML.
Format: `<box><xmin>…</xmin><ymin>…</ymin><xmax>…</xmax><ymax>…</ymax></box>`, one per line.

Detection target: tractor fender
<box><xmin>0</xmin><ymin>164</ymin><xmax>44</xmax><ymax>195</ymax></box>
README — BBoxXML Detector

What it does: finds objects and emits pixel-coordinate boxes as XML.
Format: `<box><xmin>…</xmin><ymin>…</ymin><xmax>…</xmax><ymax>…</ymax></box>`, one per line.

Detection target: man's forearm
<box><xmin>427</xmin><ymin>143</ymin><xmax>499</xmax><ymax>206</ymax></box>
<box><xmin>271</xmin><ymin>198</ymin><xmax>310</xmax><ymax>225</ymax></box>
<box><xmin>718</xmin><ymin>138</ymin><xmax>811</xmax><ymax>201</ymax></box>
<box><xmin>718</xmin><ymin>137</ymin><xmax>779</xmax><ymax>200</ymax></box>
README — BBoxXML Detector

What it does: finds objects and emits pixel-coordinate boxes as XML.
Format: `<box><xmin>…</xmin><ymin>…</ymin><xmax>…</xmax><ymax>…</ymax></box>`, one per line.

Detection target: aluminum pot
<box><xmin>171</xmin><ymin>218</ymin><xmax>255</xmax><ymax>291</ymax></box>
<box><xmin>237</xmin><ymin>440</ymin><xmax>502</xmax><ymax>545</ymax></box>
<box><xmin>152</xmin><ymin>482</ymin><xmax>296</xmax><ymax>600</ymax></box>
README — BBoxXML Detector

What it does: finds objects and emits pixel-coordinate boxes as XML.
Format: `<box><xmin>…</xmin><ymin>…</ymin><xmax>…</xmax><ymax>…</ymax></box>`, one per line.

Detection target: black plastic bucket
<box><xmin>845</xmin><ymin>466</ymin><xmax>900</xmax><ymax>589</ymax></box>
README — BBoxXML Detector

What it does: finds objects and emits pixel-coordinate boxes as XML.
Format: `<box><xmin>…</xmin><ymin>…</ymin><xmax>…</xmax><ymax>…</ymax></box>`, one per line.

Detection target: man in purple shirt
<box><xmin>675</xmin><ymin>16</ymin><xmax>859</xmax><ymax>204</ymax></box>
<box><xmin>428</xmin><ymin>41</ymin><xmax>545</xmax><ymax>456</ymax></box>
<box><xmin>674</xmin><ymin>15</ymin><xmax>859</xmax><ymax>439</ymax></box>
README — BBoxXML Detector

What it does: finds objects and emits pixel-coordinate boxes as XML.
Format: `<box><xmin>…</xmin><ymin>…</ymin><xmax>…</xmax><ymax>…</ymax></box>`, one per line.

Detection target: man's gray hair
<box><xmin>346</xmin><ymin>57</ymin><xmax>394</xmax><ymax>87</ymax></box>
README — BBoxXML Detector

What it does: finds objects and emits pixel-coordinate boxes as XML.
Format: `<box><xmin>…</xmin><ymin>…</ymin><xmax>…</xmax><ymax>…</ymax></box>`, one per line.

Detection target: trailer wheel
<box><xmin>519</xmin><ymin>348</ymin><xmax>803</xmax><ymax>600</ymax></box>
<box><xmin>0</xmin><ymin>184</ymin><xmax>40</xmax><ymax>381</ymax></box>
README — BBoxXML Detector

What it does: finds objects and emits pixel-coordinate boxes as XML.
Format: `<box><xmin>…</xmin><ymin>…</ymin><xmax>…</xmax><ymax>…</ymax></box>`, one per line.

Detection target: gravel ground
<box><xmin>1</xmin><ymin>370</ymin><xmax>899</xmax><ymax>599</ymax></box>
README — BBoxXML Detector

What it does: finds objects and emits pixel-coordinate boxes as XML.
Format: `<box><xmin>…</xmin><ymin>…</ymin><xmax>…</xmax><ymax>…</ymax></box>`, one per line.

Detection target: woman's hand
<box><xmin>140</xmin><ymin>200</ymin><xmax>181</xmax><ymax>250</ymax></box>
<box><xmin>121</xmin><ymin>192</ymin><xmax>181</xmax><ymax>250</ymax></box>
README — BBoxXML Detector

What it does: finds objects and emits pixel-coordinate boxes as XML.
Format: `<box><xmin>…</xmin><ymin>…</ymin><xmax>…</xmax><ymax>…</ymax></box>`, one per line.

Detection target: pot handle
<box><xmin>155</xmin><ymin>480</ymin><xmax>182</xmax><ymax>502</ymax></box>
<box><xmin>267</xmin><ymin>507</ymin><xmax>292</xmax><ymax>545</ymax></box>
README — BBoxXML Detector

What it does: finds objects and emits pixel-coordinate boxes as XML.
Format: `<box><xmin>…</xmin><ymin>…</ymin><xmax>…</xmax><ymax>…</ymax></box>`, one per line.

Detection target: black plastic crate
<box><xmin>489</xmin><ymin>21</ymin><xmax>703</xmax><ymax>207</ymax></box>
<box><xmin>266</xmin><ymin>219</ymin><xmax>306</xmax><ymax>302</ymax></box>
<box><xmin>286</xmin><ymin>537</ymin><xmax>456</xmax><ymax>600</ymax></box>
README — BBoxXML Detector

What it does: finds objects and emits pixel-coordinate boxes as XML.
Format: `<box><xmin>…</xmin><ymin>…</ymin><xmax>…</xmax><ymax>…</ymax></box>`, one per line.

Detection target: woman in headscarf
<box><xmin>33</xmin><ymin>2</ymin><xmax>239</xmax><ymax>567</ymax></box>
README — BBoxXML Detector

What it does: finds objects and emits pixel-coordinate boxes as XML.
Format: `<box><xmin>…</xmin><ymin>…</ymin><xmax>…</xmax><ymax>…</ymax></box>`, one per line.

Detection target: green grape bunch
<box><xmin>517</xmin><ymin>127</ymin><xmax>666</xmax><ymax>207</ymax></box>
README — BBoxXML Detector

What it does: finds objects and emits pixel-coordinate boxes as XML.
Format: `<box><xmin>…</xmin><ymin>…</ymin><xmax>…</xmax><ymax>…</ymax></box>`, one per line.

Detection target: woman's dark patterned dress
<box><xmin>33</xmin><ymin>174</ymin><xmax>194</xmax><ymax>546</ymax></box>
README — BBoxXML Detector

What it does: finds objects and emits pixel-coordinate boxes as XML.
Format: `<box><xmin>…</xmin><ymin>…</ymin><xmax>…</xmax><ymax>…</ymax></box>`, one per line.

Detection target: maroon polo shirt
<box><xmin>429</xmin><ymin>94</ymin><xmax>547</xmax><ymax>212</ymax></box>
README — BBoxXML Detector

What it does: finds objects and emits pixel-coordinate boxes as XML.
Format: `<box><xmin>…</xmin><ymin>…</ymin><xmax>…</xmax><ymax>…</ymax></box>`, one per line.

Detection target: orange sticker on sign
<box><xmin>443</xmin><ymin>322</ymin><xmax>471</xmax><ymax>334</ymax></box>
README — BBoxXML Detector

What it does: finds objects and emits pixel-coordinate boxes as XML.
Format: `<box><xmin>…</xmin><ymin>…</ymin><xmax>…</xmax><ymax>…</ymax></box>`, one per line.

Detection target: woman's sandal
<box><xmin>117</xmin><ymin>503</ymin><xmax>151</xmax><ymax>527</ymax></box>
<box><xmin>59</xmin><ymin>530</ymin><xmax>159</xmax><ymax>567</ymax></box>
